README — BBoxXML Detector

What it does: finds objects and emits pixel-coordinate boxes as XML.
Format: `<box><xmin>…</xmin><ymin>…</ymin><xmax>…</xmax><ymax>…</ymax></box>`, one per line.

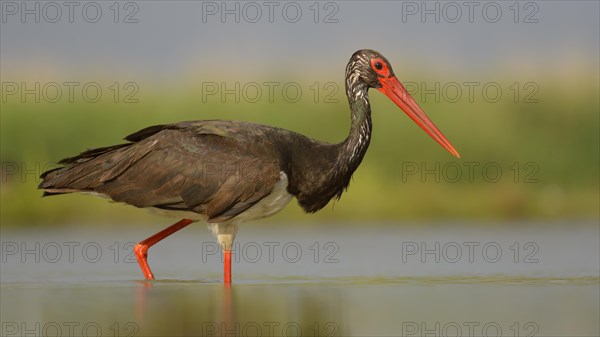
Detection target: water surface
<box><xmin>2</xmin><ymin>223</ymin><xmax>598</xmax><ymax>336</ymax></box>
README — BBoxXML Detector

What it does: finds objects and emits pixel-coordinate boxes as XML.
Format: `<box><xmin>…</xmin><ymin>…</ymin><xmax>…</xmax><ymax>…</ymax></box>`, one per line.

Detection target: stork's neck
<box><xmin>285</xmin><ymin>78</ymin><xmax>372</xmax><ymax>213</ymax></box>
<box><xmin>339</xmin><ymin>80</ymin><xmax>372</xmax><ymax>174</ymax></box>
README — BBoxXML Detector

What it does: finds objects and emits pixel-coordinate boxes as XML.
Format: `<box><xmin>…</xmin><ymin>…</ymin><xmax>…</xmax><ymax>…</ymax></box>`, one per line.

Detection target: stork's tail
<box><xmin>38</xmin><ymin>143</ymin><xmax>132</xmax><ymax>196</ymax></box>
<box><xmin>39</xmin><ymin>124</ymin><xmax>170</xmax><ymax>196</ymax></box>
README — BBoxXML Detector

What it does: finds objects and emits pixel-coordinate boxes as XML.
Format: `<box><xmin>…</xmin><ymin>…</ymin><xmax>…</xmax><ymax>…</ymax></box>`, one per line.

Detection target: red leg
<box><xmin>223</xmin><ymin>250</ymin><xmax>232</xmax><ymax>284</ymax></box>
<box><xmin>134</xmin><ymin>219</ymin><xmax>194</xmax><ymax>280</ymax></box>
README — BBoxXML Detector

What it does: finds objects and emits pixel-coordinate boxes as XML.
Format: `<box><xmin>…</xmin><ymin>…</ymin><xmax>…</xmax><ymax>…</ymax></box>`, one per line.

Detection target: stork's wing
<box><xmin>39</xmin><ymin>122</ymin><xmax>282</xmax><ymax>222</ymax></box>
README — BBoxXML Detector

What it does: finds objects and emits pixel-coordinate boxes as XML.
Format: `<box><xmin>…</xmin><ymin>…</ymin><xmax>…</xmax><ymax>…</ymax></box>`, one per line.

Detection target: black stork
<box><xmin>39</xmin><ymin>49</ymin><xmax>460</xmax><ymax>283</ymax></box>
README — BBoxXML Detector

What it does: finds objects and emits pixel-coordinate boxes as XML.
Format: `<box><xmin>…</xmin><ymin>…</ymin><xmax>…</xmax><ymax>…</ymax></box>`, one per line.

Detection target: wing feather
<box><xmin>40</xmin><ymin>121</ymin><xmax>283</xmax><ymax>222</ymax></box>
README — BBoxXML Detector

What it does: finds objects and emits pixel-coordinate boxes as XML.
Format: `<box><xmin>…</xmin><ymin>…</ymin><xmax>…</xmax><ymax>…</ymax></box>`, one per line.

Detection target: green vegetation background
<box><xmin>1</xmin><ymin>74</ymin><xmax>598</xmax><ymax>227</ymax></box>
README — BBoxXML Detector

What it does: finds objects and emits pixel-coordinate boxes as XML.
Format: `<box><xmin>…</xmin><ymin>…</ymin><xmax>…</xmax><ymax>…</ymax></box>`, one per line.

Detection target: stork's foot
<box><xmin>133</xmin><ymin>219</ymin><xmax>194</xmax><ymax>280</ymax></box>
<box><xmin>134</xmin><ymin>243</ymin><xmax>155</xmax><ymax>280</ymax></box>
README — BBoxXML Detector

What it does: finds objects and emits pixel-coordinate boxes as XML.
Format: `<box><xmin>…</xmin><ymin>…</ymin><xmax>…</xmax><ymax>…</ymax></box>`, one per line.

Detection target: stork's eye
<box><xmin>370</xmin><ymin>58</ymin><xmax>390</xmax><ymax>77</ymax></box>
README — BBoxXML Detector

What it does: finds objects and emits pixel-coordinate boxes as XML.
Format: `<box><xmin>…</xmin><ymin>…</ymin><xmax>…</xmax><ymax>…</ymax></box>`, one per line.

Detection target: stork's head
<box><xmin>346</xmin><ymin>49</ymin><xmax>460</xmax><ymax>158</ymax></box>
<box><xmin>346</xmin><ymin>49</ymin><xmax>395</xmax><ymax>90</ymax></box>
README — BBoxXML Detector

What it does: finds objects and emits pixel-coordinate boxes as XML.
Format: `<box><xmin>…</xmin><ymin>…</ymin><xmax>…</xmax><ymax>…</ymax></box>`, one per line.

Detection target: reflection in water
<box><xmin>134</xmin><ymin>280</ymin><xmax>152</xmax><ymax>321</ymax></box>
<box><xmin>222</xmin><ymin>284</ymin><xmax>232</xmax><ymax>334</ymax></box>
<box><xmin>126</xmin><ymin>280</ymin><xmax>350</xmax><ymax>336</ymax></box>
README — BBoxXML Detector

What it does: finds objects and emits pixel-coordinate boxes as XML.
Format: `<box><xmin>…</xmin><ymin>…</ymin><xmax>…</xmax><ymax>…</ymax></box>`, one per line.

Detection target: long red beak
<box><xmin>378</xmin><ymin>76</ymin><xmax>460</xmax><ymax>158</ymax></box>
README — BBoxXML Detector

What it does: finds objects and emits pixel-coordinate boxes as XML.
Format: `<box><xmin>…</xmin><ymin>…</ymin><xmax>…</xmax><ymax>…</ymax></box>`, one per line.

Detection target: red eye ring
<box><xmin>370</xmin><ymin>58</ymin><xmax>390</xmax><ymax>76</ymax></box>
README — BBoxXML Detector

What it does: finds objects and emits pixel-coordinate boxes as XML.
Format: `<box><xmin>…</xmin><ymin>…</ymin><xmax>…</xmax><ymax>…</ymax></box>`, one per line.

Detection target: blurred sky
<box><xmin>1</xmin><ymin>1</ymin><xmax>598</xmax><ymax>83</ymax></box>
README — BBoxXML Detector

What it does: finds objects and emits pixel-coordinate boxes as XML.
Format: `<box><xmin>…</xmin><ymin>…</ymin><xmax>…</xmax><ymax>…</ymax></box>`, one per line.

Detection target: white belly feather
<box><xmin>122</xmin><ymin>172</ymin><xmax>292</xmax><ymax>250</ymax></box>
<box><xmin>223</xmin><ymin>171</ymin><xmax>293</xmax><ymax>224</ymax></box>
<box><xmin>208</xmin><ymin>171</ymin><xmax>293</xmax><ymax>250</ymax></box>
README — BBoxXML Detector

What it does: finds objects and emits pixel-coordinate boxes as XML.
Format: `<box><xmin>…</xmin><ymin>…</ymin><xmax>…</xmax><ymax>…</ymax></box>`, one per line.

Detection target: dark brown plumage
<box><xmin>39</xmin><ymin>119</ymin><xmax>358</xmax><ymax>219</ymax></box>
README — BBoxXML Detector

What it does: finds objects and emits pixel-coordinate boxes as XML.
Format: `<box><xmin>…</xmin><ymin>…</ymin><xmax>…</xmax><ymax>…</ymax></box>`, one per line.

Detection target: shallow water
<box><xmin>1</xmin><ymin>223</ymin><xmax>598</xmax><ymax>336</ymax></box>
